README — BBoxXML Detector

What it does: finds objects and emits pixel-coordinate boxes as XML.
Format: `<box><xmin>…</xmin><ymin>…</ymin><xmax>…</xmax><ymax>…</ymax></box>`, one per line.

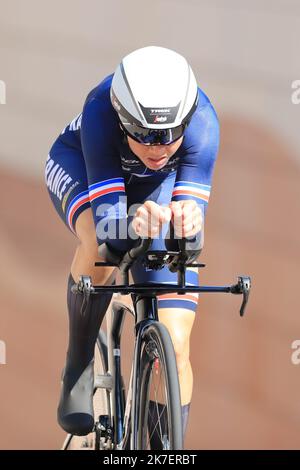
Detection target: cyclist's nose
<box><xmin>147</xmin><ymin>145</ymin><xmax>168</xmax><ymax>156</ymax></box>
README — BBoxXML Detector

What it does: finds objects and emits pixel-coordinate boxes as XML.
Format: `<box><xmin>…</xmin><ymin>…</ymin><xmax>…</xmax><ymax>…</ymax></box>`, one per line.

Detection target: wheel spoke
<box><xmin>144</xmin><ymin>353</ymin><xmax>170</xmax><ymax>449</ymax></box>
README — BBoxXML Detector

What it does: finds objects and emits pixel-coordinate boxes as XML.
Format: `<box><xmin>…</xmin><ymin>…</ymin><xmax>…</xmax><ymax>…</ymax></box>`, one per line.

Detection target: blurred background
<box><xmin>1</xmin><ymin>0</ymin><xmax>300</xmax><ymax>449</ymax></box>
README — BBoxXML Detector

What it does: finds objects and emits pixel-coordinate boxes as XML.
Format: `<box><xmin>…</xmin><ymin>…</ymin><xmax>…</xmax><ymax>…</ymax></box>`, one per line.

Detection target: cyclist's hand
<box><xmin>170</xmin><ymin>200</ymin><xmax>203</xmax><ymax>238</ymax></box>
<box><xmin>132</xmin><ymin>201</ymin><xmax>171</xmax><ymax>238</ymax></box>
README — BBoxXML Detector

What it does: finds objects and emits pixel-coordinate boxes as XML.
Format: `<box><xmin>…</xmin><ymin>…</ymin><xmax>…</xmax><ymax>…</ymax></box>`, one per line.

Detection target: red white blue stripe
<box><xmin>67</xmin><ymin>190</ymin><xmax>90</xmax><ymax>232</ymax></box>
<box><xmin>172</xmin><ymin>181</ymin><xmax>211</xmax><ymax>203</ymax></box>
<box><xmin>88</xmin><ymin>177</ymin><xmax>125</xmax><ymax>203</ymax></box>
<box><xmin>153</xmin><ymin>268</ymin><xmax>200</xmax><ymax>312</ymax></box>
<box><xmin>157</xmin><ymin>292</ymin><xmax>199</xmax><ymax>312</ymax></box>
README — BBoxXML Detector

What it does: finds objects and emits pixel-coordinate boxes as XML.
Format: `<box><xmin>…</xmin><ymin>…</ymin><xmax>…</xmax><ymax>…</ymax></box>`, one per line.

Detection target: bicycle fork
<box><xmin>108</xmin><ymin>295</ymin><xmax>158</xmax><ymax>449</ymax></box>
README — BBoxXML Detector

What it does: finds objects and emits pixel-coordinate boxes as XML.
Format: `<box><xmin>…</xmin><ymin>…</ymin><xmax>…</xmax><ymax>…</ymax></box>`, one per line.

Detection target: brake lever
<box><xmin>230</xmin><ymin>276</ymin><xmax>251</xmax><ymax>317</ymax></box>
<box><xmin>71</xmin><ymin>275</ymin><xmax>95</xmax><ymax>315</ymax></box>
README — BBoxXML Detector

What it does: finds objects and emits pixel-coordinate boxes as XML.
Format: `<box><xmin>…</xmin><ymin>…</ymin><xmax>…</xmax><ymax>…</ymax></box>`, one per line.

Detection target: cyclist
<box><xmin>45</xmin><ymin>46</ymin><xmax>219</xmax><ymax>448</ymax></box>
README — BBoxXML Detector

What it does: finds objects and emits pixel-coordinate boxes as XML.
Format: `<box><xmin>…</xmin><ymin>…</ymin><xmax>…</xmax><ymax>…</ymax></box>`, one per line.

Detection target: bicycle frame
<box><xmin>72</xmin><ymin>238</ymin><xmax>251</xmax><ymax>450</ymax></box>
<box><xmin>106</xmin><ymin>292</ymin><xmax>160</xmax><ymax>449</ymax></box>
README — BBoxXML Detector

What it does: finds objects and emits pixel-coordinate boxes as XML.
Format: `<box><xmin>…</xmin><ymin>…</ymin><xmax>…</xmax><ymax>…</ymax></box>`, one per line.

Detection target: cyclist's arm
<box><xmin>81</xmin><ymin>97</ymin><xmax>133</xmax><ymax>252</ymax></box>
<box><xmin>167</xmin><ymin>101</ymin><xmax>219</xmax><ymax>253</ymax></box>
<box><xmin>172</xmin><ymin>101</ymin><xmax>220</xmax><ymax>218</ymax></box>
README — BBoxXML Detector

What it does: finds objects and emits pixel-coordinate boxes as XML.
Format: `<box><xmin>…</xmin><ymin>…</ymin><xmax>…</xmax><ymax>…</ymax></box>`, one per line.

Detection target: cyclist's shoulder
<box><xmin>195</xmin><ymin>86</ymin><xmax>219</xmax><ymax>122</ymax></box>
<box><xmin>180</xmin><ymin>87</ymin><xmax>220</xmax><ymax>159</ymax></box>
<box><xmin>81</xmin><ymin>74</ymin><xmax>120</xmax><ymax>136</ymax></box>
<box><xmin>183</xmin><ymin>86</ymin><xmax>219</xmax><ymax>144</ymax></box>
<box><xmin>83</xmin><ymin>73</ymin><xmax>114</xmax><ymax>111</ymax></box>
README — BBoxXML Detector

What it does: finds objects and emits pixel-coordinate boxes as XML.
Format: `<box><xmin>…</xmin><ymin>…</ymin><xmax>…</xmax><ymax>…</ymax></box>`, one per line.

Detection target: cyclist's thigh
<box><xmin>45</xmin><ymin>144</ymin><xmax>116</xmax><ymax>285</ymax></box>
<box><xmin>45</xmin><ymin>142</ymin><xmax>90</xmax><ymax>235</ymax></box>
<box><xmin>131</xmin><ymin>264</ymin><xmax>200</xmax><ymax>314</ymax></box>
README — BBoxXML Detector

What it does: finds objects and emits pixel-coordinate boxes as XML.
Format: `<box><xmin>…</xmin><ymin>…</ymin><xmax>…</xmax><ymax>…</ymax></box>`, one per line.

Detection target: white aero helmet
<box><xmin>110</xmin><ymin>46</ymin><xmax>199</xmax><ymax>145</ymax></box>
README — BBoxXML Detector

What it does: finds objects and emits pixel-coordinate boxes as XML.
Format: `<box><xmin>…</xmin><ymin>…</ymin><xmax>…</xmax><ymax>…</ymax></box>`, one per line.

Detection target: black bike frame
<box><xmin>79</xmin><ymin>237</ymin><xmax>251</xmax><ymax>449</ymax></box>
<box><xmin>108</xmin><ymin>292</ymin><xmax>159</xmax><ymax>448</ymax></box>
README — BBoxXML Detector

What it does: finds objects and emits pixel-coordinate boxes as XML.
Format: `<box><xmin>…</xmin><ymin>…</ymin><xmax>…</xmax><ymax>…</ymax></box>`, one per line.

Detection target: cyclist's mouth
<box><xmin>146</xmin><ymin>156</ymin><xmax>168</xmax><ymax>168</ymax></box>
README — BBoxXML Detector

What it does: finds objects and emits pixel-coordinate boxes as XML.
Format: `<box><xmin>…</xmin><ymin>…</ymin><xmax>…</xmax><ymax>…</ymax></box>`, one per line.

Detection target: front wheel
<box><xmin>133</xmin><ymin>322</ymin><xmax>183</xmax><ymax>450</ymax></box>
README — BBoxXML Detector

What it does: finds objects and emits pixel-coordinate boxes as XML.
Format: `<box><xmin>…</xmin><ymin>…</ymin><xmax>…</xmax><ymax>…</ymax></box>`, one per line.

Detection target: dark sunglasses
<box><xmin>119</xmin><ymin>117</ymin><xmax>186</xmax><ymax>146</ymax></box>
